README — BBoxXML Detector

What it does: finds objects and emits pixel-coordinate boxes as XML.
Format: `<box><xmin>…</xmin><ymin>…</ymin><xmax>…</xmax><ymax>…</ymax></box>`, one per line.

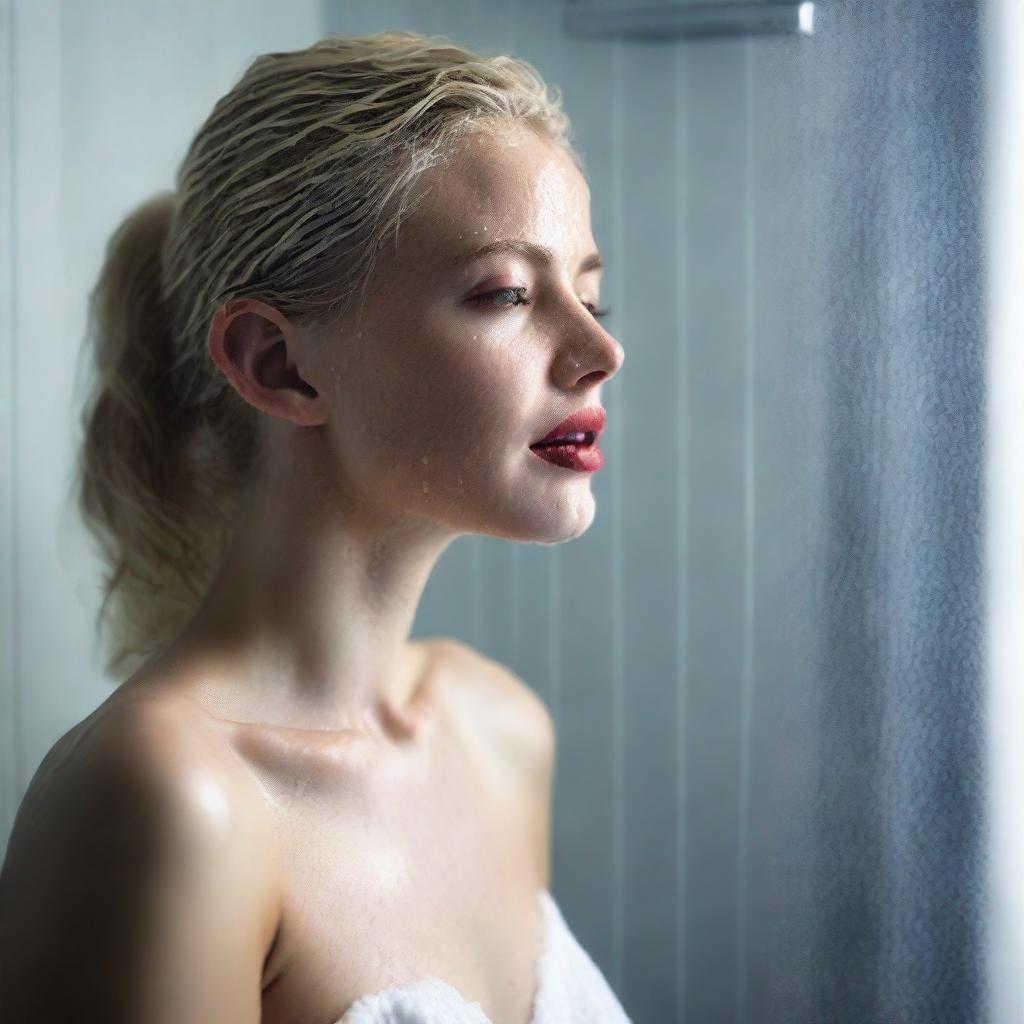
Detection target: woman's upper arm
<box><xmin>0</xmin><ymin>705</ymin><xmax>280</xmax><ymax>1024</ymax></box>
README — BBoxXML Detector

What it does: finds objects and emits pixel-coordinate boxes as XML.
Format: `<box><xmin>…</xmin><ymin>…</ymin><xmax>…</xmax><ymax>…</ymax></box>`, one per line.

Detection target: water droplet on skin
<box><xmin>421</xmin><ymin>455</ymin><xmax>429</xmax><ymax>465</ymax></box>
<box><xmin>423</xmin><ymin>481</ymin><xmax>429</xmax><ymax>493</ymax></box>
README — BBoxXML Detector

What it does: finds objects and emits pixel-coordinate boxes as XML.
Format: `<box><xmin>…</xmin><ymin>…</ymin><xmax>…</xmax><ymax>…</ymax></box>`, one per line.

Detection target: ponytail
<box><xmin>74</xmin><ymin>192</ymin><xmax>243</xmax><ymax>678</ymax></box>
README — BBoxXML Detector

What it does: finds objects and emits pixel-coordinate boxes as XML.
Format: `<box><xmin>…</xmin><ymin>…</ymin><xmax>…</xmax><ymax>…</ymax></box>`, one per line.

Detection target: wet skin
<box><xmin>0</xmin><ymin>122</ymin><xmax>623</xmax><ymax>1024</ymax></box>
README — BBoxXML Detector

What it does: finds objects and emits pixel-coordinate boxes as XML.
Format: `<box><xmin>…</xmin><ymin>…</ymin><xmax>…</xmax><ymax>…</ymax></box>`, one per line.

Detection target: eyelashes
<box><xmin>471</xmin><ymin>286</ymin><xmax>612</xmax><ymax>321</ymax></box>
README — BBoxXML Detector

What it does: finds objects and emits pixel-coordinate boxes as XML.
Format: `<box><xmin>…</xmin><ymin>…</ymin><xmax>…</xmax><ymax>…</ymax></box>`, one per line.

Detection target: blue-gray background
<box><xmin>0</xmin><ymin>1</ymin><xmax>988</xmax><ymax>1021</ymax></box>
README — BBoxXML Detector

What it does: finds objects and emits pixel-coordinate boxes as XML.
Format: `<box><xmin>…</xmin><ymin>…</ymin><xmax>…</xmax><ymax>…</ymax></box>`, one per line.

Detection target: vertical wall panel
<box><xmin>670</xmin><ymin>36</ymin><xmax>691</xmax><ymax>1022</ymax></box>
<box><xmin>10</xmin><ymin>0</ymin><xmax>67</xmax><ymax>827</ymax></box>
<box><xmin>681</xmin><ymin>37</ymin><xmax>748</xmax><ymax>1024</ymax></box>
<box><xmin>745</xmin><ymin>28</ymin><xmax>827</xmax><ymax>1022</ymax></box>
<box><xmin>618</xmin><ymin>37</ymin><xmax>682</xmax><ymax>1024</ymax></box>
<box><xmin>0</xmin><ymin>0</ymin><xmax>16</xmax><ymax>856</ymax></box>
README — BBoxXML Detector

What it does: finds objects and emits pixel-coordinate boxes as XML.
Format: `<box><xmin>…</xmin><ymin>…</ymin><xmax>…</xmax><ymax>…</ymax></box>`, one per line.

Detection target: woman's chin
<box><xmin>507</xmin><ymin>497</ymin><xmax>597</xmax><ymax>545</ymax></box>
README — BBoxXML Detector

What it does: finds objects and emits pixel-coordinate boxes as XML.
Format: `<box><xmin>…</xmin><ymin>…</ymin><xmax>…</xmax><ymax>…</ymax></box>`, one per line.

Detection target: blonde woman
<box><xmin>0</xmin><ymin>31</ymin><xmax>628</xmax><ymax>1024</ymax></box>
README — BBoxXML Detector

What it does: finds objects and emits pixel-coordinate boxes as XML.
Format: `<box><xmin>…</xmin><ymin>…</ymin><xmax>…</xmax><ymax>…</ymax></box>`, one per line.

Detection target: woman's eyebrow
<box><xmin>452</xmin><ymin>238</ymin><xmax>603</xmax><ymax>273</ymax></box>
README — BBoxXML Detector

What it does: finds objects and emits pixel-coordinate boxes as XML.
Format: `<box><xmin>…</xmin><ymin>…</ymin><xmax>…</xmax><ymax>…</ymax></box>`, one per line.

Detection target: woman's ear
<box><xmin>207</xmin><ymin>298</ymin><xmax>328</xmax><ymax>427</ymax></box>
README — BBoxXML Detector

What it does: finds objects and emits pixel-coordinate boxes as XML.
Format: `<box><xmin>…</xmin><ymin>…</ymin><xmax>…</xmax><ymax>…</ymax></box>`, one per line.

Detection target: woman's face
<box><xmin>321</xmin><ymin>124</ymin><xmax>624</xmax><ymax>543</ymax></box>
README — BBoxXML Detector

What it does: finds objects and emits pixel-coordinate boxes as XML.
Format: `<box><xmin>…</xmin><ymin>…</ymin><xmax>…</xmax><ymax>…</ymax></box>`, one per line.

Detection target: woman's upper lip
<box><xmin>531</xmin><ymin>406</ymin><xmax>606</xmax><ymax>446</ymax></box>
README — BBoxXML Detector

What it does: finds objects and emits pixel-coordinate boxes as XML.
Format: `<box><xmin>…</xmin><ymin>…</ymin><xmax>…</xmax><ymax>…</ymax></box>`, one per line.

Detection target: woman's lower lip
<box><xmin>529</xmin><ymin>442</ymin><xmax>604</xmax><ymax>472</ymax></box>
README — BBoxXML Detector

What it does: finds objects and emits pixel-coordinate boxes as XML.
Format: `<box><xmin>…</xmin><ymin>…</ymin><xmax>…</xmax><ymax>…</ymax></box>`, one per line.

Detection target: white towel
<box><xmin>338</xmin><ymin>889</ymin><xmax>632</xmax><ymax>1023</ymax></box>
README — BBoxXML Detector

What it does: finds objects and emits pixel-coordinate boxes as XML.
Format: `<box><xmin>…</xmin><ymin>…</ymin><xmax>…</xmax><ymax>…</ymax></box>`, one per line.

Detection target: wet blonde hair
<box><xmin>74</xmin><ymin>30</ymin><xmax>579</xmax><ymax>679</ymax></box>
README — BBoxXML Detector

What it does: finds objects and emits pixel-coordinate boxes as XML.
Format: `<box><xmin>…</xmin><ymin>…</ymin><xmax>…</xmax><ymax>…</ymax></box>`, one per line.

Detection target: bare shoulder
<box><xmin>0</xmin><ymin>692</ymin><xmax>281</xmax><ymax>1019</ymax></box>
<box><xmin>1</xmin><ymin>689</ymin><xmax>282</xmax><ymax>902</ymax></box>
<box><xmin>434</xmin><ymin>637</ymin><xmax>556</xmax><ymax>782</ymax></box>
<box><xmin>7</xmin><ymin>692</ymin><xmax>278</xmax><ymax>851</ymax></box>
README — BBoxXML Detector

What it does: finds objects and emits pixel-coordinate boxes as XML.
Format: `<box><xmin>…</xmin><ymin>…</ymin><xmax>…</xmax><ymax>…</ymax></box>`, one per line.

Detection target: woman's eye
<box><xmin>471</xmin><ymin>286</ymin><xmax>531</xmax><ymax>309</ymax></box>
<box><xmin>470</xmin><ymin>287</ymin><xmax>611</xmax><ymax>321</ymax></box>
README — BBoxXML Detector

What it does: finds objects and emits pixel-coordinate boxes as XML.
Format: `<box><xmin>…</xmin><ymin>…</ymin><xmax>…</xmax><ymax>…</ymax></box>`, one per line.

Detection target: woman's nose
<box><xmin>561</xmin><ymin>326</ymin><xmax>624</xmax><ymax>388</ymax></box>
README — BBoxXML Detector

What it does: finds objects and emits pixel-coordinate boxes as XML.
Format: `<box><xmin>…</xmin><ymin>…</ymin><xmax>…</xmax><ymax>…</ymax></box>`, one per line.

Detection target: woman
<box><xmin>0</xmin><ymin>31</ymin><xmax>628</xmax><ymax>1024</ymax></box>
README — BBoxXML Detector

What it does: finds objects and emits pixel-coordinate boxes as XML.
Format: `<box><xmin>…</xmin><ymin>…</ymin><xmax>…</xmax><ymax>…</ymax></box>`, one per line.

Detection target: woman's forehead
<box><xmin>399</xmin><ymin>133</ymin><xmax>592</xmax><ymax>273</ymax></box>
<box><xmin>441</xmin><ymin>127</ymin><xmax>586</xmax><ymax>214</ymax></box>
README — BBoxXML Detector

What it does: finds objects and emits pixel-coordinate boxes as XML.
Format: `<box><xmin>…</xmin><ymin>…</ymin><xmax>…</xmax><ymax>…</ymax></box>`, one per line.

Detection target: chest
<box><xmin>254</xmin><ymin>696</ymin><xmax>545</xmax><ymax>1024</ymax></box>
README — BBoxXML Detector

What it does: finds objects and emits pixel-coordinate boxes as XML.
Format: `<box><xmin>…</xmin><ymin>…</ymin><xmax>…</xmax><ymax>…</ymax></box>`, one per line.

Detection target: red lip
<box><xmin>530</xmin><ymin>406</ymin><xmax>606</xmax><ymax>447</ymax></box>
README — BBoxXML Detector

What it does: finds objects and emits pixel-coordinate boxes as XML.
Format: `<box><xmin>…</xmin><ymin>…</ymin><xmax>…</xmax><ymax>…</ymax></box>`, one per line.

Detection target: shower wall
<box><xmin>322</xmin><ymin>2</ymin><xmax>830</xmax><ymax>1020</ymax></box>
